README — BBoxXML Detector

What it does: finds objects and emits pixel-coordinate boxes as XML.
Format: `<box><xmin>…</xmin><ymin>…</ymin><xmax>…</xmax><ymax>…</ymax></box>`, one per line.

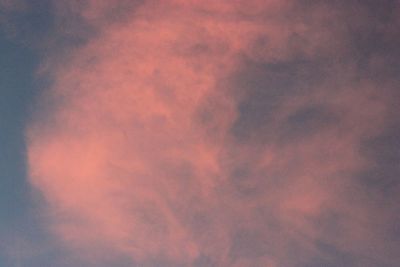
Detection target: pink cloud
<box><xmin>27</xmin><ymin>0</ymin><xmax>400</xmax><ymax>266</ymax></box>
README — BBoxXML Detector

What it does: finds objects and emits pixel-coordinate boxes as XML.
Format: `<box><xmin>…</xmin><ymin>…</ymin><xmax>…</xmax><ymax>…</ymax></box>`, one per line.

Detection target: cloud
<box><xmin>27</xmin><ymin>0</ymin><xmax>400</xmax><ymax>266</ymax></box>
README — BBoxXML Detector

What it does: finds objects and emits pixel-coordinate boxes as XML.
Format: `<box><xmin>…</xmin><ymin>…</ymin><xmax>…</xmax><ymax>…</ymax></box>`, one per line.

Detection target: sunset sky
<box><xmin>0</xmin><ymin>1</ymin><xmax>400</xmax><ymax>266</ymax></box>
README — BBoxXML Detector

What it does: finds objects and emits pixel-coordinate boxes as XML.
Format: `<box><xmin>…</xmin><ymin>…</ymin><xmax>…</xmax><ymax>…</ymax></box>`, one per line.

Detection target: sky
<box><xmin>0</xmin><ymin>1</ymin><xmax>399</xmax><ymax>267</ymax></box>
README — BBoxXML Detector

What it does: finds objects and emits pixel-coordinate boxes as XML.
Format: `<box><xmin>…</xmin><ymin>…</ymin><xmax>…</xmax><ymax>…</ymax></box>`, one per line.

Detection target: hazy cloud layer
<box><xmin>26</xmin><ymin>1</ymin><xmax>400</xmax><ymax>266</ymax></box>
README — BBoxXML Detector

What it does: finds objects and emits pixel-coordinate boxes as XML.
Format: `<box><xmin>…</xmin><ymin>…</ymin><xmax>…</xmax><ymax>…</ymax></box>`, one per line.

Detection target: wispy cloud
<box><xmin>26</xmin><ymin>1</ymin><xmax>400</xmax><ymax>266</ymax></box>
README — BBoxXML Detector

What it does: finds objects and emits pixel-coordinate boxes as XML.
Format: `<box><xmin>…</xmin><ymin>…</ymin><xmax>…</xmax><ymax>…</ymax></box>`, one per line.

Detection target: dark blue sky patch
<box><xmin>0</xmin><ymin>33</ymin><xmax>38</xmax><ymax>225</ymax></box>
<box><xmin>279</xmin><ymin>104</ymin><xmax>338</xmax><ymax>142</ymax></box>
<box><xmin>303</xmin><ymin>240</ymin><xmax>355</xmax><ymax>267</ymax></box>
<box><xmin>0</xmin><ymin>0</ymin><xmax>54</xmax><ymax>45</ymax></box>
<box><xmin>230</xmin><ymin>59</ymin><xmax>325</xmax><ymax>143</ymax></box>
<box><xmin>341</xmin><ymin>0</ymin><xmax>400</xmax><ymax>81</ymax></box>
<box><xmin>310</xmin><ymin>209</ymin><xmax>346</xmax><ymax>241</ymax></box>
<box><xmin>0</xmin><ymin>16</ymin><xmax>61</xmax><ymax>267</ymax></box>
<box><xmin>358</xmin><ymin>121</ymin><xmax>400</xmax><ymax>197</ymax></box>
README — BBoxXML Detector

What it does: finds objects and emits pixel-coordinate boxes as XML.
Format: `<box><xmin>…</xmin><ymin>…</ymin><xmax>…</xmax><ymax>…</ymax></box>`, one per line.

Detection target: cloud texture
<box><xmin>27</xmin><ymin>1</ymin><xmax>400</xmax><ymax>266</ymax></box>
